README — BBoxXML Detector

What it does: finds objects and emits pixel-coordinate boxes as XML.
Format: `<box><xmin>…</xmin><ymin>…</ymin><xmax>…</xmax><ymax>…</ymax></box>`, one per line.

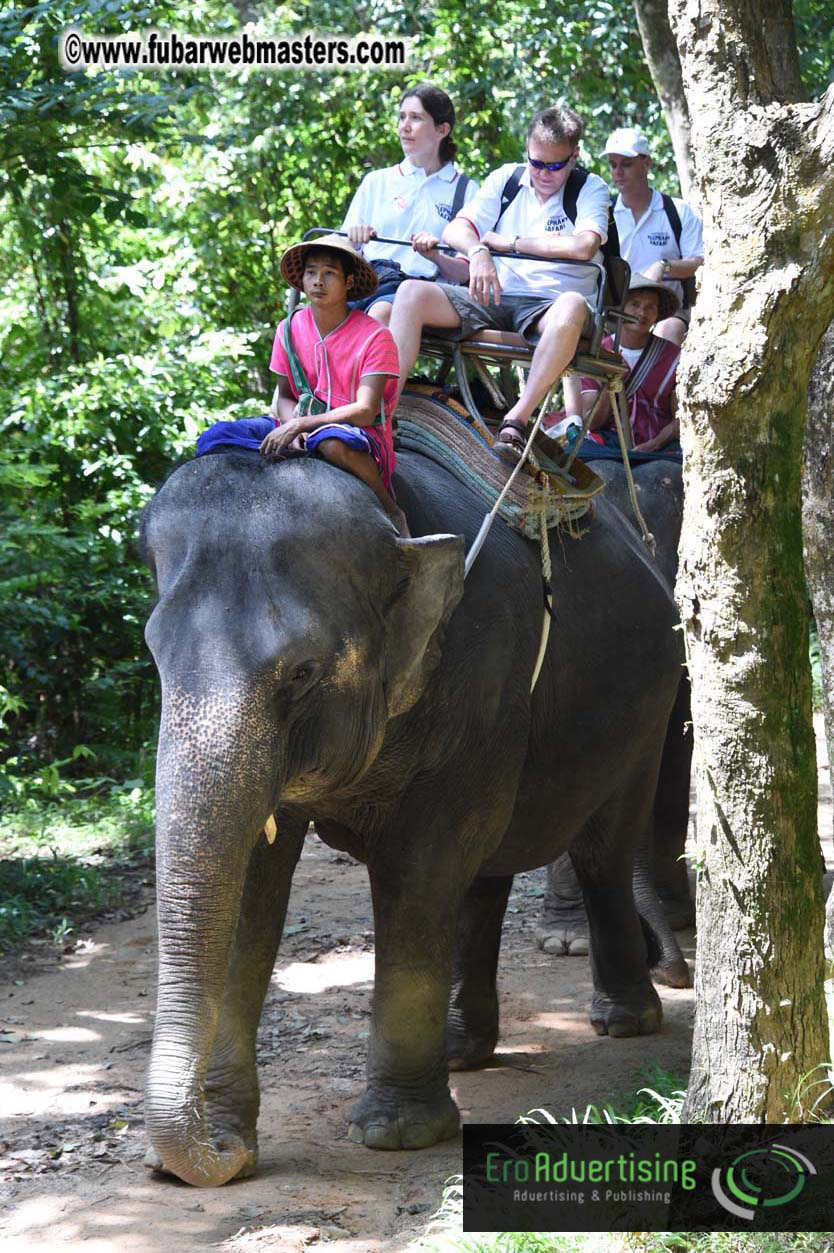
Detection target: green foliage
<box><xmin>0</xmin><ymin>0</ymin><xmax>197</xmax><ymax>373</ymax></box>
<box><xmin>422</xmin><ymin>0</ymin><xmax>674</xmax><ymax>187</ymax></box>
<box><xmin>0</xmin><ymin>853</ymin><xmax>122</xmax><ymax>950</ymax></box>
<box><xmin>0</xmin><ymin>329</ymin><xmax>264</xmax><ymax>774</ymax></box>
<box><xmin>0</xmin><ymin>768</ymin><xmax>154</xmax><ymax>951</ymax></box>
<box><xmin>518</xmin><ymin>1064</ymin><xmax>688</xmax><ymax>1126</ymax></box>
<box><xmin>794</xmin><ymin>0</ymin><xmax>834</xmax><ymax>94</ymax></box>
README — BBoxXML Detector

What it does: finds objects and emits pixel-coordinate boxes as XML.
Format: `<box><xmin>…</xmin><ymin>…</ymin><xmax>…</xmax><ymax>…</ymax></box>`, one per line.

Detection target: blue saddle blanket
<box><xmin>568</xmin><ymin>428</ymin><xmax>682</xmax><ymax>464</ymax></box>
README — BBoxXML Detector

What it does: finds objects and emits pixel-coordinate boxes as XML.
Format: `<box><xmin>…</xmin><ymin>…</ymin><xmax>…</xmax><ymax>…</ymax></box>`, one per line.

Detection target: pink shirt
<box><xmin>270</xmin><ymin>306</ymin><xmax>399</xmax><ymax>427</ymax></box>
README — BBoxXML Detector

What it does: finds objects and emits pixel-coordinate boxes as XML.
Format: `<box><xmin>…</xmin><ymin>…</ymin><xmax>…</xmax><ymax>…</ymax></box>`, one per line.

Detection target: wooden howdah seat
<box><xmin>289</xmin><ymin>228</ymin><xmax>634</xmax><ymax>430</ymax></box>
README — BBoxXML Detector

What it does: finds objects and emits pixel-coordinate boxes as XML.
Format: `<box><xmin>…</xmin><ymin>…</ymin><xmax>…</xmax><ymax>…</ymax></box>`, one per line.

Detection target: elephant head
<box><xmin>139</xmin><ymin>452</ymin><xmax>464</xmax><ymax>1185</ymax></box>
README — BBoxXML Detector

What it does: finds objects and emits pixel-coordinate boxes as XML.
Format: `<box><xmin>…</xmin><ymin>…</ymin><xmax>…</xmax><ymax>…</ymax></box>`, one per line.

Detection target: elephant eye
<box><xmin>290</xmin><ymin>663</ymin><xmax>314</xmax><ymax>684</ymax></box>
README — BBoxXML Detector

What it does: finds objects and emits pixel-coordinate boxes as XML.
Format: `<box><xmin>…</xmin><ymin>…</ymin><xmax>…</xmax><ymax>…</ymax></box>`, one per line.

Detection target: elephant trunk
<box><xmin>145</xmin><ymin>683</ymin><xmax>281</xmax><ymax>1187</ymax></box>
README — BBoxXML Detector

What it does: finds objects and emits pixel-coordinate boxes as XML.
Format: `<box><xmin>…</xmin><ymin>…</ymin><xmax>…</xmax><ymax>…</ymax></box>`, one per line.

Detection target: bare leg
<box><xmin>315</xmin><ymin>438</ymin><xmax>411</xmax><ymax>537</ymax></box>
<box><xmin>653</xmin><ymin>315</ymin><xmax>687</xmax><ymax>347</ymax></box>
<box><xmin>367</xmin><ymin>300</ymin><xmax>392</xmax><ymax>326</ymax></box>
<box><xmin>562</xmin><ymin>374</ymin><xmax>584</xmax><ymax>418</ymax></box>
<box><xmin>389</xmin><ymin>280</ymin><xmax>461</xmax><ymax>404</ymax></box>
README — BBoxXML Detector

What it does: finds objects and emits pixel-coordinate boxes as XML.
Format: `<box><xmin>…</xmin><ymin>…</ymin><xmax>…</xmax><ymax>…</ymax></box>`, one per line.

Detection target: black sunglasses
<box><xmin>527</xmin><ymin>150</ymin><xmax>576</xmax><ymax>172</ymax></box>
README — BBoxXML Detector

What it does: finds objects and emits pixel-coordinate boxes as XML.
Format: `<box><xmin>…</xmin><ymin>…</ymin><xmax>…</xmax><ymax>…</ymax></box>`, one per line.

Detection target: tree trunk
<box><xmin>670</xmin><ymin>0</ymin><xmax>834</xmax><ymax>1121</ymax></box>
<box><xmin>632</xmin><ymin>0</ymin><xmax>695</xmax><ymax>198</ymax></box>
<box><xmin>803</xmin><ymin>319</ymin><xmax>834</xmax><ymax>955</ymax></box>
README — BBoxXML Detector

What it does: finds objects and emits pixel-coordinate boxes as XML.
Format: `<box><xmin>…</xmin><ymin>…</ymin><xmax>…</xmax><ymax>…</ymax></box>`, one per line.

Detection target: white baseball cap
<box><xmin>603</xmin><ymin>127</ymin><xmax>650</xmax><ymax>157</ymax></box>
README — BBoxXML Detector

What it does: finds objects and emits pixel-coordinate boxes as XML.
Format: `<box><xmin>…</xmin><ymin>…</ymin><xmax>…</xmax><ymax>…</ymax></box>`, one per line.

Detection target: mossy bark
<box><xmin>669</xmin><ymin>0</ymin><xmax>834</xmax><ymax>1120</ymax></box>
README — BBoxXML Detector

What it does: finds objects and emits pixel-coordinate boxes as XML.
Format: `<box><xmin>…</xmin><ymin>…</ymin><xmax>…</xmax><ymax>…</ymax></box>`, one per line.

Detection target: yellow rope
<box><xmin>609</xmin><ymin>385</ymin><xmax>656</xmax><ymax>557</ymax></box>
<box><xmin>530</xmin><ymin>481</ymin><xmax>553</xmax><ymax>693</ymax></box>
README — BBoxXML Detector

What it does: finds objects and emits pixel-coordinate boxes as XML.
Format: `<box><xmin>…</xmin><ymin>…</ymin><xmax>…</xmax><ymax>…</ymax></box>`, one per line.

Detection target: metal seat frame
<box><xmin>286</xmin><ymin>227</ymin><xmax>635</xmax><ymax>441</ymax></box>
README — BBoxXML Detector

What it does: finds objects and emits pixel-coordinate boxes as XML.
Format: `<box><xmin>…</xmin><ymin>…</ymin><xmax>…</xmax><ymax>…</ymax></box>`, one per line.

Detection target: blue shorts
<box><xmin>194</xmin><ymin>417</ymin><xmax>370</xmax><ymax>458</ymax></box>
<box><xmin>195</xmin><ymin>417</ymin><xmax>392</xmax><ymax>488</ymax></box>
<box><xmin>196</xmin><ymin>416</ymin><xmax>275</xmax><ymax>455</ymax></box>
<box><xmin>305</xmin><ymin>423</ymin><xmax>372</xmax><ymax>456</ymax></box>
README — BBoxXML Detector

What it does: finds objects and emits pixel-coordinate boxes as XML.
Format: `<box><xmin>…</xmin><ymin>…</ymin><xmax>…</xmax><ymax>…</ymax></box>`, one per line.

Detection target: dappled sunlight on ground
<box><xmin>76</xmin><ymin>1010</ymin><xmax>146</xmax><ymax>1025</ymax></box>
<box><xmin>0</xmin><ymin>1060</ymin><xmax>131</xmax><ymax>1118</ymax></box>
<box><xmin>30</xmin><ymin>1026</ymin><xmax>101</xmax><ymax>1044</ymax></box>
<box><xmin>273</xmin><ymin>952</ymin><xmax>374</xmax><ymax>995</ymax></box>
<box><xmin>60</xmin><ymin>941</ymin><xmax>112</xmax><ymax>972</ymax></box>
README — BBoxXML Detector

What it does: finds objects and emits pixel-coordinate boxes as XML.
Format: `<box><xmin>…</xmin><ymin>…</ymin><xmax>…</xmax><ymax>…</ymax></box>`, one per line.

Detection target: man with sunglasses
<box><xmin>388</xmin><ymin>105</ymin><xmax>609</xmax><ymax>460</ymax></box>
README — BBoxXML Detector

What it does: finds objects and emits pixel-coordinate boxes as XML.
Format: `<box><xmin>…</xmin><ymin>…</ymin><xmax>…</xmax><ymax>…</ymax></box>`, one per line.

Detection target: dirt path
<box><xmin>1</xmin><ymin>721</ymin><xmax>829</xmax><ymax>1252</ymax></box>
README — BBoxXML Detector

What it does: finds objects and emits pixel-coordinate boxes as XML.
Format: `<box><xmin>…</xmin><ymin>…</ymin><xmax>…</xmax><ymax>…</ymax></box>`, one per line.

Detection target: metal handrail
<box><xmin>292</xmin><ymin>227</ymin><xmax>609</xmax><ymax>328</ymax></box>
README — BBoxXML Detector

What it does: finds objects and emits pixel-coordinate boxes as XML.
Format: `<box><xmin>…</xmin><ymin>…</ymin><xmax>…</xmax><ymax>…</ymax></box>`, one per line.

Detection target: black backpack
<box><xmin>497</xmin><ymin>164</ymin><xmax>627</xmax><ymax>308</ymax></box>
<box><xmin>607</xmin><ymin>189</ymin><xmax>696</xmax><ymax>309</ymax></box>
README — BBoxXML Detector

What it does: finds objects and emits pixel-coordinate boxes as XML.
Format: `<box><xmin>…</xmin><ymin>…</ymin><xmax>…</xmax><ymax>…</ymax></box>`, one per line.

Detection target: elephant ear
<box><xmin>384</xmin><ymin>533</ymin><xmax>465</xmax><ymax>718</ymax></box>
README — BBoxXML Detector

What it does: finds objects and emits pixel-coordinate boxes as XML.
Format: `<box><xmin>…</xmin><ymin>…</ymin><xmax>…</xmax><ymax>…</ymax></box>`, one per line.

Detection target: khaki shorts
<box><xmin>433</xmin><ymin>285</ymin><xmax>594</xmax><ymax>343</ymax></box>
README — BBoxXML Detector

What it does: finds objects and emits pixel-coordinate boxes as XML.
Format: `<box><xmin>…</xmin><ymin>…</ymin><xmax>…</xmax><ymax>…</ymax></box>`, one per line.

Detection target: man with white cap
<box><xmin>604</xmin><ymin>127</ymin><xmax>703</xmax><ymax>347</ymax></box>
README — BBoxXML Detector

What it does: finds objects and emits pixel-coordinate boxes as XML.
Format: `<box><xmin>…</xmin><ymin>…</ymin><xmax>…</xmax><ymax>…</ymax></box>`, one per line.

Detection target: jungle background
<box><xmin>1</xmin><ymin>0</ymin><xmax>833</xmax><ymax>1075</ymax></box>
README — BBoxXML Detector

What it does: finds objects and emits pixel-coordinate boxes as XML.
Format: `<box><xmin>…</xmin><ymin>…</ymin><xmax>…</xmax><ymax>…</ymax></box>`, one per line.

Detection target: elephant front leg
<box><xmin>145</xmin><ymin>816</ymin><xmax>307</xmax><ymax>1179</ymax></box>
<box><xmin>446</xmin><ymin>874</ymin><xmax>513</xmax><ymax>1070</ymax></box>
<box><xmin>348</xmin><ymin>857</ymin><xmax>464</xmax><ymax>1150</ymax></box>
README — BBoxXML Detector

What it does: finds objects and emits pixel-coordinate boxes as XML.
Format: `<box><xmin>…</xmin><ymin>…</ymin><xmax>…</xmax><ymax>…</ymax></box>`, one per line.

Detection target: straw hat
<box><xmin>627</xmin><ymin>272</ymin><xmax>680</xmax><ymax>321</ymax></box>
<box><xmin>280</xmin><ymin>234</ymin><xmax>379</xmax><ymax>300</ymax></box>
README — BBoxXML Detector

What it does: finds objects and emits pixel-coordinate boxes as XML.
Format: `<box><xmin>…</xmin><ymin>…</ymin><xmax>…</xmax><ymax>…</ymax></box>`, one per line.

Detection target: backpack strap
<box><xmin>562</xmin><ymin>166</ymin><xmax>588</xmax><ymax>225</ymax></box>
<box><xmin>661</xmin><ymin>193</ymin><xmax>683</xmax><ymax>255</ymax></box>
<box><xmin>660</xmin><ymin>193</ymin><xmax>697</xmax><ymax>308</ymax></box>
<box><xmin>496</xmin><ymin>165</ymin><xmax>526</xmax><ymax>225</ymax></box>
<box><xmin>450</xmin><ymin>172</ymin><xmax>471</xmax><ymax>220</ymax></box>
<box><xmin>607</xmin><ymin>191</ymin><xmax>621</xmax><ymax>260</ymax></box>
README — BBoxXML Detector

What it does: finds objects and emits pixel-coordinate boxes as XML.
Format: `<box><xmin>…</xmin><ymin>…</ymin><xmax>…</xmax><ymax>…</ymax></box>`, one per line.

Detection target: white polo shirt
<box><xmin>456</xmin><ymin>163</ymin><xmax>610</xmax><ymax>304</ymax></box>
<box><xmin>614</xmin><ymin>188</ymin><xmax>703</xmax><ymax>308</ymax></box>
<box><xmin>341</xmin><ymin>159</ymin><xmax>478</xmax><ymax>279</ymax></box>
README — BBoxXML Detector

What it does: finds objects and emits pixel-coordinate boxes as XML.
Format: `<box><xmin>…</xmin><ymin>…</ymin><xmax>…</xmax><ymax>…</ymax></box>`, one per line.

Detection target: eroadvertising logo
<box><xmin>711</xmin><ymin>1144</ymin><xmax>816</xmax><ymax>1220</ymax></box>
<box><xmin>462</xmin><ymin>1125</ymin><xmax>834</xmax><ymax>1232</ymax></box>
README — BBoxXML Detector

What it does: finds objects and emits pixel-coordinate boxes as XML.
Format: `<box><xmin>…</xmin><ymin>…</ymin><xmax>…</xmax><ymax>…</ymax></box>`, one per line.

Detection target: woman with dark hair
<box><xmin>341</xmin><ymin>84</ymin><xmax>477</xmax><ymax>324</ymax></box>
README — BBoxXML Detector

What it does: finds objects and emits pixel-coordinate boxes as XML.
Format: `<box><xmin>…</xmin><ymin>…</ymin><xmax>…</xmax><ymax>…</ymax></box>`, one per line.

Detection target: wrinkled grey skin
<box><xmin>139</xmin><ymin>445</ymin><xmax>683</xmax><ymax>1187</ymax></box>
<box><xmin>537</xmin><ymin>460</ymin><xmax>694</xmax><ymax>985</ymax></box>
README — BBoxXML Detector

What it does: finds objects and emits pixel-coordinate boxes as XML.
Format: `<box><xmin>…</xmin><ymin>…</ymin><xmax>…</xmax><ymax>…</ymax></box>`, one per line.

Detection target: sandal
<box><xmin>494</xmin><ymin>418</ymin><xmax>529</xmax><ymax>464</ymax></box>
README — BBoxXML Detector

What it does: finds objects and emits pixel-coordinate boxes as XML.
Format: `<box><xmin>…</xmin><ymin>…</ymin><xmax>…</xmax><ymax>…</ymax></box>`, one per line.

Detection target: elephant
<box><xmin>139</xmin><ymin>424</ymin><xmax>685</xmax><ymax>1187</ymax></box>
<box><xmin>536</xmin><ymin>457</ymin><xmax>695</xmax><ymax>977</ymax></box>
